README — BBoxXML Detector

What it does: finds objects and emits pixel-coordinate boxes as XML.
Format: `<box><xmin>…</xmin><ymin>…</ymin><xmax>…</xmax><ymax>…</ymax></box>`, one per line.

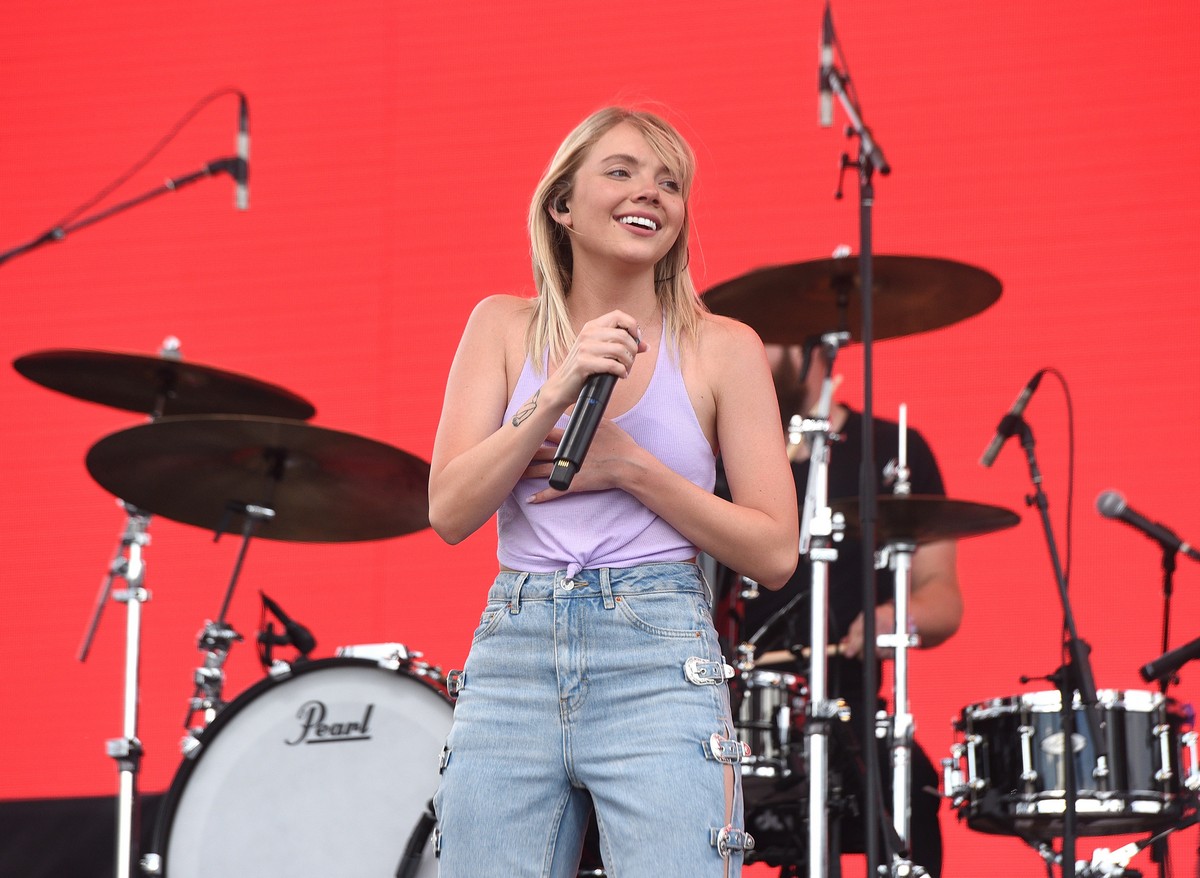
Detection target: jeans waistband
<box><xmin>490</xmin><ymin>562</ymin><xmax>704</xmax><ymax>612</ymax></box>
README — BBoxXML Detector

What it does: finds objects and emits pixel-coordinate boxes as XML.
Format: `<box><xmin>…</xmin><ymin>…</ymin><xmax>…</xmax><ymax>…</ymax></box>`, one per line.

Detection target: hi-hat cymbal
<box><xmin>13</xmin><ymin>349</ymin><xmax>316</xmax><ymax>420</ymax></box>
<box><xmin>701</xmin><ymin>255</ymin><xmax>1002</xmax><ymax>343</ymax></box>
<box><xmin>831</xmin><ymin>495</ymin><xmax>1020</xmax><ymax>544</ymax></box>
<box><xmin>85</xmin><ymin>415</ymin><xmax>429</xmax><ymax>542</ymax></box>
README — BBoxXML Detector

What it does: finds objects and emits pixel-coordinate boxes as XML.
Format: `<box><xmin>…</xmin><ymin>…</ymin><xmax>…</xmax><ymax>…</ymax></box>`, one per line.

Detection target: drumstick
<box><xmin>755</xmin><ymin>644</ymin><xmax>846</xmax><ymax>665</ymax></box>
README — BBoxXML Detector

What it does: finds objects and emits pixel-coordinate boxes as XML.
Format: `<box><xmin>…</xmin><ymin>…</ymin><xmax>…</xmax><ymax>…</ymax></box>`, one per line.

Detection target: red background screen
<box><xmin>2</xmin><ymin>2</ymin><xmax>1197</xmax><ymax>874</ymax></box>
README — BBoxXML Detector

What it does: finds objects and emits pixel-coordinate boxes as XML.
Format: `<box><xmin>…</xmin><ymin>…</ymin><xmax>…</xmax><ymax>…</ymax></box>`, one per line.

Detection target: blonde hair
<box><xmin>526</xmin><ymin>107</ymin><xmax>706</xmax><ymax>371</ymax></box>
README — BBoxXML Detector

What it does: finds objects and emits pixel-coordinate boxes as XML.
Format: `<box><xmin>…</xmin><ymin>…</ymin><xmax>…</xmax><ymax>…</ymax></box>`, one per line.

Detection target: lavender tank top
<box><xmin>497</xmin><ymin>322</ymin><xmax>716</xmax><ymax>576</ymax></box>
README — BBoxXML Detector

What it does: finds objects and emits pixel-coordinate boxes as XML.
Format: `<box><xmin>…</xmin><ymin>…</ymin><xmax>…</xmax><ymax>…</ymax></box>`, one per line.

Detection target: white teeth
<box><xmin>619</xmin><ymin>216</ymin><xmax>658</xmax><ymax>231</ymax></box>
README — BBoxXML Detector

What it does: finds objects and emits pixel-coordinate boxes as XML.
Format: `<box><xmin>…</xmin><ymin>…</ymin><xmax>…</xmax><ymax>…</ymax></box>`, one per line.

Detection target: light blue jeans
<box><xmin>433</xmin><ymin>563</ymin><xmax>750</xmax><ymax>877</ymax></box>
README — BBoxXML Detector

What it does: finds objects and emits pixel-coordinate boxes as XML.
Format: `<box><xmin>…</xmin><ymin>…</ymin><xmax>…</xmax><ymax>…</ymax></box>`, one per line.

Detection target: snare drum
<box><xmin>732</xmin><ymin>668</ymin><xmax>806</xmax><ymax>789</ymax></box>
<box><xmin>947</xmin><ymin>689</ymin><xmax>1198</xmax><ymax>838</ymax></box>
<box><xmin>146</xmin><ymin>646</ymin><xmax>452</xmax><ymax>877</ymax></box>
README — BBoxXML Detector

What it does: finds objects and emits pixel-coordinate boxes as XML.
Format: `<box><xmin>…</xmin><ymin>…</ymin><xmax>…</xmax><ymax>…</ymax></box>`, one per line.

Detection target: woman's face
<box><xmin>558</xmin><ymin>121</ymin><xmax>686</xmax><ymax>270</ymax></box>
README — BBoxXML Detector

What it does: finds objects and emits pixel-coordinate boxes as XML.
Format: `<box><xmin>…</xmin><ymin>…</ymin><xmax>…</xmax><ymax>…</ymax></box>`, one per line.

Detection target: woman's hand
<box><xmin>521</xmin><ymin>422</ymin><xmax>643</xmax><ymax>503</ymax></box>
<box><xmin>543</xmin><ymin>311</ymin><xmax>647</xmax><ymax>408</ymax></box>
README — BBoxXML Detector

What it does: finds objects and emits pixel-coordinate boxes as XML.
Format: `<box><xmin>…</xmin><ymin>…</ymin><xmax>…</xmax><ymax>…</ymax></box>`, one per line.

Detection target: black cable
<box><xmin>47</xmin><ymin>87</ymin><xmax>244</xmax><ymax>235</ymax></box>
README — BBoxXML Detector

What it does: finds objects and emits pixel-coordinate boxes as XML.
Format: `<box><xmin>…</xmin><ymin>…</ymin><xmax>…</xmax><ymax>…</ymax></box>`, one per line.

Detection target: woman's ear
<box><xmin>549</xmin><ymin>198</ymin><xmax>571</xmax><ymax>227</ymax></box>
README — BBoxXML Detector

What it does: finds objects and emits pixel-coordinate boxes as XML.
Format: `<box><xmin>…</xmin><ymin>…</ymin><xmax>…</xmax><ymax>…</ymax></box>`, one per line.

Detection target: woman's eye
<box><xmin>607</xmin><ymin>168</ymin><xmax>630</xmax><ymax>178</ymax></box>
<box><xmin>660</xmin><ymin>179</ymin><xmax>681</xmax><ymax>193</ymax></box>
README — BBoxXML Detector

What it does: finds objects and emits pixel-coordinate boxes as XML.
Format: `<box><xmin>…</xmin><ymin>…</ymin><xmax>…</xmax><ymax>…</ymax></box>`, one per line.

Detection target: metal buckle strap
<box><xmin>704</xmin><ymin>733</ymin><xmax>751</xmax><ymax>765</ymax></box>
<box><xmin>446</xmin><ymin>669</ymin><xmax>465</xmax><ymax>699</ymax></box>
<box><xmin>684</xmin><ymin>656</ymin><xmax>734</xmax><ymax>686</ymax></box>
<box><xmin>710</xmin><ymin>825</ymin><xmax>755</xmax><ymax>858</ymax></box>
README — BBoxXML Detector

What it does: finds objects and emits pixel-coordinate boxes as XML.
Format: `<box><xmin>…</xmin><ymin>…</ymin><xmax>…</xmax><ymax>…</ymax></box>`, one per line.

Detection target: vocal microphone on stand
<box><xmin>1096</xmin><ymin>490</ymin><xmax>1200</xmax><ymax>562</ymax></box>
<box><xmin>1140</xmin><ymin>633</ymin><xmax>1200</xmax><ymax>684</ymax></box>
<box><xmin>235</xmin><ymin>94</ymin><xmax>250</xmax><ymax>210</ymax></box>
<box><xmin>979</xmin><ymin>369</ymin><xmax>1046</xmax><ymax>467</ymax></box>
<box><xmin>258</xmin><ymin>591</ymin><xmax>316</xmax><ymax>657</ymax></box>
<box><xmin>818</xmin><ymin>0</ymin><xmax>834</xmax><ymax>128</ymax></box>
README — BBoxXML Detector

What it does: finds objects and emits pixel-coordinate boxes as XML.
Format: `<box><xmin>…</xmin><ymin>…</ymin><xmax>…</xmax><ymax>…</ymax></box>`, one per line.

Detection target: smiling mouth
<box><xmin>618</xmin><ymin>216</ymin><xmax>659</xmax><ymax>232</ymax></box>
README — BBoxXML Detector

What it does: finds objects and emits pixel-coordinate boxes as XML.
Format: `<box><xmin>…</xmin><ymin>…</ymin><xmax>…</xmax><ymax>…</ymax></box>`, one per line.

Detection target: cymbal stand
<box><xmin>77</xmin><ymin>502</ymin><xmax>152</xmax><ymax>878</ymax></box>
<box><xmin>801</xmin><ymin>331</ymin><xmax>849</xmax><ymax>878</ymax></box>
<box><xmin>876</xmin><ymin>404</ymin><xmax>924</xmax><ymax>876</ymax></box>
<box><xmin>182</xmin><ymin>501</ymin><xmax>274</xmax><ymax>737</ymax></box>
<box><xmin>73</xmin><ymin>338</ymin><xmax>187</xmax><ymax>877</ymax></box>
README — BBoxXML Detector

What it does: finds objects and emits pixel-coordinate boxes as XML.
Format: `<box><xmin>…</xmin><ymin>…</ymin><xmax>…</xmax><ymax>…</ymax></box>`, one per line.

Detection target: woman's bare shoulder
<box><xmin>694</xmin><ymin>310</ymin><xmax>767</xmax><ymax>359</ymax></box>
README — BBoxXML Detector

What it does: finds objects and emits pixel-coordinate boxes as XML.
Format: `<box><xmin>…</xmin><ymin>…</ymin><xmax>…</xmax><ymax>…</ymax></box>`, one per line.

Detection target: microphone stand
<box><xmin>825</xmin><ymin>43</ymin><xmax>894</xmax><ymax>878</ymax></box>
<box><xmin>1156</xmin><ymin>546</ymin><xmax>1177</xmax><ymax>697</ymax></box>
<box><xmin>1008</xmin><ymin>415</ymin><xmax>1108</xmax><ymax>878</ymax></box>
<box><xmin>1148</xmin><ymin>545</ymin><xmax>1178</xmax><ymax>878</ymax></box>
<box><xmin>0</xmin><ymin>157</ymin><xmax>244</xmax><ymax>267</ymax></box>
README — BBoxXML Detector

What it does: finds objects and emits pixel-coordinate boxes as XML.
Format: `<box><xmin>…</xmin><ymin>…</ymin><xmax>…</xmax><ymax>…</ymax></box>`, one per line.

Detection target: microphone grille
<box><xmin>1096</xmin><ymin>490</ymin><xmax>1126</xmax><ymax>518</ymax></box>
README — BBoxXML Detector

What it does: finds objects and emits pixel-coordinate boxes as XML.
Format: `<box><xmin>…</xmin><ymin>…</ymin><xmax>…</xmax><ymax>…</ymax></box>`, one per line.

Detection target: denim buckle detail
<box><xmin>704</xmin><ymin>733</ymin><xmax>751</xmax><ymax>764</ymax></box>
<box><xmin>710</xmin><ymin>825</ymin><xmax>755</xmax><ymax>857</ymax></box>
<box><xmin>683</xmin><ymin>656</ymin><xmax>733</xmax><ymax>686</ymax></box>
<box><xmin>446</xmin><ymin>669</ymin><xmax>465</xmax><ymax>699</ymax></box>
<box><xmin>439</xmin><ymin>745</ymin><xmax>452</xmax><ymax>773</ymax></box>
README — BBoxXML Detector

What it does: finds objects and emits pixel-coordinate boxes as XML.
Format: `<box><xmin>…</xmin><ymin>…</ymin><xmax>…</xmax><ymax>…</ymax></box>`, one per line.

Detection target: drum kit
<box><xmin>14</xmin><ymin>339</ymin><xmax>446</xmax><ymax>878</ymax></box>
<box><xmin>700</xmin><ymin>254</ymin><xmax>1200</xmax><ymax>877</ymax></box>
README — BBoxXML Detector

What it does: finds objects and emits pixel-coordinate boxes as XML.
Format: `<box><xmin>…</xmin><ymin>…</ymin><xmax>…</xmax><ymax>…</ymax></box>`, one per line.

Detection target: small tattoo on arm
<box><xmin>512</xmin><ymin>390</ymin><xmax>539</xmax><ymax>427</ymax></box>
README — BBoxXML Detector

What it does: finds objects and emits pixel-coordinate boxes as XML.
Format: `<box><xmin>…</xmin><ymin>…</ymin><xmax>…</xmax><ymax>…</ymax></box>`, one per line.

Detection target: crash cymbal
<box><xmin>13</xmin><ymin>349</ymin><xmax>316</xmax><ymax>420</ymax></box>
<box><xmin>85</xmin><ymin>415</ymin><xmax>429</xmax><ymax>542</ymax></box>
<box><xmin>701</xmin><ymin>255</ymin><xmax>1002</xmax><ymax>343</ymax></box>
<box><xmin>830</xmin><ymin>495</ymin><xmax>1019</xmax><ymax>544</ymax></box>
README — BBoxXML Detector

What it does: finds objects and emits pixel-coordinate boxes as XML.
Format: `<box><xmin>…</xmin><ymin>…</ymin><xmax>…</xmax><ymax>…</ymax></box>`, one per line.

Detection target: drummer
<box><xmin>726</xmin><ymin>340</ymin><xmax>962</xmax><ymax>877</ymax></box>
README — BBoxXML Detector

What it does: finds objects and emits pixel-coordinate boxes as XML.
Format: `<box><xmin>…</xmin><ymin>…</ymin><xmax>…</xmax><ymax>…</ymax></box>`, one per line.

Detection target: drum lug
<box><xmin>941</xmin><ymin>755</ymin><xmax>967</xmax><ymax>807</ymax></box>
<box><xmin>964</xmin><ymin>734</ymin><xmax>986</xmax><ymax>792</ymax></box>
<box><xmin>1182</xmin><ymin>731</ymin><xmax>1200</xmax><ymax>791</ymax></box>
<box><xmin>1019</xmin><ymin>724</ymin><xmax>1039</xmax><ymax>787</ymax></box>
<box><xmin>267</xmin><ymin>659</ymin><xmax>293</xmax><ymax>680</ymax></box>
<box><xmin>874</xmin><ymin>709</ymin><xmax>889</xmax><ymax>740</ymax></box>
<box><xmin>1154</xmin><ymin>723</ymin><xmax>1175</xmax><ymax>782</ymax></box>
<box><xmin>178</xmin><ymin>731</ymin><xmax>203</xmax><ymax>759</ymax></box>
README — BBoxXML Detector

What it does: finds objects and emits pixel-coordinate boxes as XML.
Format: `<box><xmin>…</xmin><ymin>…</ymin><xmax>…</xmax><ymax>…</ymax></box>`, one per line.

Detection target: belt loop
<box><xmin>509</xmin><ymin>572</ymin><xmax>528</xmax><ymax>614</ymax></box>
<box><xmin>600</xmin><ymin>567</ymin><xmax>616</xmax><ymax>610</ymax></box>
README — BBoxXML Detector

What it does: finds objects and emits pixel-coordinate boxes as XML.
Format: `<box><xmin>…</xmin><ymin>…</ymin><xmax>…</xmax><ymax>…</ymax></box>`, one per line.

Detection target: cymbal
<box><xmin>13</xmin><ymin>349</ymin><xmax>316</xmax><ymax>420</ymax></box>
<box><xmin>85</xmin><ymin>415</ymin><xmax>430</xmax><ymax>542</ymax></box>
<box><xmin>830</xmin><ymin>495</ymin><xmax>1019</xmax><ymax>544</ymax></box>
<box><xmin>701</xmin><ymin>255</ymin><xmax>1002</xmax><ymax>343</ymax></box>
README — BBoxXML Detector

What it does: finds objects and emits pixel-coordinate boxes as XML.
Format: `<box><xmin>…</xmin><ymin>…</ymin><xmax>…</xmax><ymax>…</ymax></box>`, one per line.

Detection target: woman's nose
<box><xmin>632</xmin><ymin>175</ymin><xmax>661</xmax><ymax>203</ymax></box>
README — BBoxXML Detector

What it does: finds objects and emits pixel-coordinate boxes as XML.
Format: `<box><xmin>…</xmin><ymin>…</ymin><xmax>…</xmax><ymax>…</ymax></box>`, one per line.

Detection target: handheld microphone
<box><xmin>1140</xmin><ymin>633</ymin><xmax>1200</xmax><ymax>683</ymax></box>
<box><xmin>259</xmin><ymin>591</ymin><xmax>316</xmax><ymax>655</ymax></box>
<box><xmin>1096</xmin><ymin>490</ymin><xmax>1200</xmax><ymax>562</ymax></box>
<box><xmin>979</xmin><ymin>370</ymin><xmax>1045</xmax><ymax>467</ymax></box>
<box><xmin>549</xmin><ymin>373</ymin><xmax>617</xmax><ymax>491</ymax></box>
<box><xmin>235</xmin><ymin>95</ymin><xmax>249</xmax><ymax>210</ymax></box>
<box><xmin>819</xmin><ymin>2</ymin><xmax>834</xmax><ymax>128</ymax></box>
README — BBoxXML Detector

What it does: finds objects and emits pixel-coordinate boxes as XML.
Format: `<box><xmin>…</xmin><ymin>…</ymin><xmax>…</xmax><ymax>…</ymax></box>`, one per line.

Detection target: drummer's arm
<box><xmin>840</xmin><ymin>539</ymin><xmax>962</xmax><ymax>658</ymax></box>
<box><xmin>906</xmin><ymin>539</ymin><xmax>962</xmax><ymax>649</ymax></box>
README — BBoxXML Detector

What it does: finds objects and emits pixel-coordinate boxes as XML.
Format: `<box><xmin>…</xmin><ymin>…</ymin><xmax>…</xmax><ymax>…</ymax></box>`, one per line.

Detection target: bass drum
<box><xmin>150</xmin><ymin>648</ymin><xmax>452</xmax><ymax>877</ymax></box>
